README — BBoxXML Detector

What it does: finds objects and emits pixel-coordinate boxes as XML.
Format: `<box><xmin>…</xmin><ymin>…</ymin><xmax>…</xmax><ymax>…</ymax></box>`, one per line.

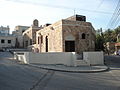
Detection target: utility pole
<box><xmin>74</xmin><ymin>9</ymin><xmax>76</xmax><ymax>15</ymax></box>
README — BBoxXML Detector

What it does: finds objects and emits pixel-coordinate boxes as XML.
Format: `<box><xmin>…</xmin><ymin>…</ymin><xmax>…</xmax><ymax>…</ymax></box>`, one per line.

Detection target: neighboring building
<box><xmin>105</xmin><ymin>42</ymin><xmax>115</xmax><ymax>54</ymax></box>
<box><xmin>12</xmin><ymin>25</ymin><xmax>30</xmax><ymax>48</ymax></box>
<box><xmin>0</xmin><ymin>26</ymin><xmax>9</xmax><ymax>35</ymax></box>
<box><xmin>117</xmin><ymin>33</ymin><xmax>120</xmax><ymax>42</ymax></box>
<box><xmin>35</xmin><ymin>15</ymin><xmax>95</xmax><ymax>53</ymax></box>
<box><xmin>115</xmin><ymin>34</ymin><xmax>120</xmax><ymax>54</ymax></box>
<box><xmin>115</xmin><ymin>42</ymin><xmax>120</xmax><ymax>51</ymax></box>
<box><xmin>0</xmin><ymin>35</ymin><xmax>16</xmax><ymax>50</ymax></box>
<box><xmin>23</xmin><ymin>19</ymin><xmax>41</xmax><ymax>49</ymax></box>
<box><xmin>0</xmin><ymin>25</ymin><xmax>16</xmax><ymax>50</ymax></box>
<box><xmin>13</xmin><ymin>25</ymin><xmax>30</xmax><ymax>35</ymax></box>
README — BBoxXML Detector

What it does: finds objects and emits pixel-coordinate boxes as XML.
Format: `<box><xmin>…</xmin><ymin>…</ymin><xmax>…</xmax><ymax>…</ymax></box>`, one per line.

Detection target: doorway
<box><xmin>46</xmin><ymin>36</ymin><xmax>48</xmax><ymax>52</ymax></box>
<box><xmin>65</xmin><ymin>41</ymin><xmax>75</xmax><ymax>52</ymax></box>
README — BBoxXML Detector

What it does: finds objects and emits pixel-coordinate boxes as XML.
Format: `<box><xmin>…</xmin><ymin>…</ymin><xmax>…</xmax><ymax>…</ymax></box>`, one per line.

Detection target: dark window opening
<box><xmin>46</xmin><ymin>36</ymin><xmax>48</xmax><ymax>52</ymax></box>
<box><xmin>30</xmin><ymin>39</ymin><xmax>32</xmax><ymax>45</ymax></box>
<box><xmin>1</xmin><ymin>39</ymin><xmax>5</xmax><ymax>43</ymax></box>
<box><xmin>8</xmin><ymin>40</ymin><xmax>11</xmax><ymax>44</ymax></box>
<box><xmin>41</xmin><ymin>35</ymin><xmax>43</xmax><ymax>43</ymax></box>
<box><xmin>25</xmin><ymin>41</ymin><xmax>28</xmax><ymax>47</ymax></box>
<box><xmin>22</xmin><ymin>29</ymin><xmax>25</xmax><ymax>33</ymax></box>
<box><xmin>65</xmin><ymin>41</ymin><xmax>75</xmax><ymax>52</ymax></box>
<box><xmin>82</xmin><ymin>33</ymin><xmax>86</xmax><ymax>39</ymax></box>
<box><xmin>38</xmin><ymin>37</ymin><xmax>40</xmax><ymax>44</ymax></box>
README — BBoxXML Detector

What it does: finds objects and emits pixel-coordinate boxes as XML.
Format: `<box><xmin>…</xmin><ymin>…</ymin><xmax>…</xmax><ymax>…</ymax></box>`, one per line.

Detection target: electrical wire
<box><xmin>5</xmin><ymin>0</ymin><xmax>113</xmax><ymax>15</ymax></box>
<box><xmin>107</xmin><ymin>0</ymin><xmax>120</xmax><ymax>29</ymax></box>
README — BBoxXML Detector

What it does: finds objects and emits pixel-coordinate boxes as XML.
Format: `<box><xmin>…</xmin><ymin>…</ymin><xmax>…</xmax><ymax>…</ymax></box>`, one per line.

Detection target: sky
<box><xmin>0</xmin><ymin>0</ymin><xmax>119</xmax><ymax>33</ymax></box>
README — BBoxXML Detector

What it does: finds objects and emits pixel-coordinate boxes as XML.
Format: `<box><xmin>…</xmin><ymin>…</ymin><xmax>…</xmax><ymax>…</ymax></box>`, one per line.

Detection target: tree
<box><xmin>95</xmin><ymin>28</ymin><xmax>104</xmax><ymax>51</ymax></box>
<box><xmin>95</xmin><ymin>26</ymin><xmax>120</xmax><ymax>51</ymax></box>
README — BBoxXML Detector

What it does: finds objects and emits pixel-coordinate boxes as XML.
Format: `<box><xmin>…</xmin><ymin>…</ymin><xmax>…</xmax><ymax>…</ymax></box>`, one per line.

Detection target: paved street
<box><xmin>0</xmin><ymin>52</ymin><xmax>120</xmax><ymax>90</ymax></box>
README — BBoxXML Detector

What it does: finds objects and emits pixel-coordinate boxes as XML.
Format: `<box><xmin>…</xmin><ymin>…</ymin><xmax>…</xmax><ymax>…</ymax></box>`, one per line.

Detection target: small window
<box><xmin>41</xmin><ymin>35</ymin><xmax>43</xmax><ymax>43</ymax></box>
<box><xmin>25</xmin><ymin>41</ymin><xmax>28</xmax><ymax>47</ymax></box>
<box><xmin>30</xmin><ymin>39</ymin><xmax>32</xmax><ymax>45</ymax></box>
<box><xmin>38</xmin><ymin>37</ymin><xmax>40</xmax><ymax>44</ymax></box>
<box><xmin>8</xmin><ymin>40</ymin><xmax>11</xmax><ymax>44</ymax></box>
<box><xmin>22</xmin><ymin>30</ymin><xmax>25</xmax><ymax>33</ymax></box>
<box><xmin>1</xmin><ymin>39</ymin><xmax>5</xmax><ymax>43</ymax></box>
<box><xmin>82</xmin><ymin>33</ymin><xmax>86</xmax><ymax>39</ymax></box>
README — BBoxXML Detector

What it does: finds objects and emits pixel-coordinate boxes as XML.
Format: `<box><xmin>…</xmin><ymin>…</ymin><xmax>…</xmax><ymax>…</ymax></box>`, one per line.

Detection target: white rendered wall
<box><xmin>83</xmin><ymin>51</ymin><xmax>104</xmax><ymax>65</ymax></box>
<box><xmin>14</xmin><ymin>52</ymin><xmax>29</xmax><ymax>64</ymax></box>
<box><xmin>15</xmin><ymin>51</ymin><xmax>104</xmax><ymax>66</ymax></box>
<box><xmin>27</xmin><ymin>52</ymin><xmax>76</xmax><ymax>66</ymax></box>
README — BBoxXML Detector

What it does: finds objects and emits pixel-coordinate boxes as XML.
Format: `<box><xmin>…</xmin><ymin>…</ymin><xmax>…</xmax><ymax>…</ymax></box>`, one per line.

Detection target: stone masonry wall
<box><xmin>62</xmin><ymin>20</ymin><xmax>95</xmax><ymax>53</ymax></box>
<box><xmin>36</xmin><ymin>19</ymin><xmax>95</xmax><ymax>53</ymax></box>
<box><xmin>36</xmin><ymin>20</ymin><xmax>63</xmax><ymax>52</ymax></box>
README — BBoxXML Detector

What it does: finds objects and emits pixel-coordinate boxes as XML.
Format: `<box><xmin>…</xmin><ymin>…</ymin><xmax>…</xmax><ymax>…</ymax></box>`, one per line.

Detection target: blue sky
<box><xmin>0</xmin><ymin>0</ymin><xmax>119</xmax><ymax>33</ymax></box>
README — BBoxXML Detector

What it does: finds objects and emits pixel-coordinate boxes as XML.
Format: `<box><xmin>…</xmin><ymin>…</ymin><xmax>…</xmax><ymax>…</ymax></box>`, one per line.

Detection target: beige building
<box><xmin>35</xmin><ymin>15</ymin><xmax>95</xmax><ymax>53</ymax></box>
<box><xmin>105</xmin><ymin>42</ymin><xmax>115</xmax><ymax>54</ymax></box>
<box><xmin>12</xmin><ymin>25</ymin><xmax>30</xmax><ymax>48</ymax></box>
<box><xmin>0</xmin><ymin>35</ymin><xmax>16</xmax><ymax>50</ymax></box>
<box><xmin>23</xmin><ymin>19</ymin><xmax>41</xmax><ymax>49</ymax></box>
<box><xmin>117</xmin><ymin>33</ymin><xmax>120</xmax><ymax>42</ymax></box>
<box><xmin>0</xmin><ymin>26</ymin><xmax>16</xmax><ymax>50</ymax></box>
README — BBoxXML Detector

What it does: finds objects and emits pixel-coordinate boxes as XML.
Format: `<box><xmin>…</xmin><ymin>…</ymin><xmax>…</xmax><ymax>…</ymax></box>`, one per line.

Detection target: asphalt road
<box><xmin>0</xmin><ymin>52</ymin><xmax>120</xmax><ymax>90</ymax></box>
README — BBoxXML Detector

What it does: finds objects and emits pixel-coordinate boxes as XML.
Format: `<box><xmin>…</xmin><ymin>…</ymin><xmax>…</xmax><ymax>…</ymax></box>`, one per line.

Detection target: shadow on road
<box><xmin>104</xmin><ymin>55</ymin><xmax>120</xmax><ymax>70</ymax></box>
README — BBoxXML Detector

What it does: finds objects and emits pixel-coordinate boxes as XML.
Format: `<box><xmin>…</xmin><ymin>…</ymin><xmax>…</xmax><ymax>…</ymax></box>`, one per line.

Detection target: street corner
<box><xmin>28</xmin><ymin>64</ymin><xmax>110</xmax><ymax>73</ymax></box>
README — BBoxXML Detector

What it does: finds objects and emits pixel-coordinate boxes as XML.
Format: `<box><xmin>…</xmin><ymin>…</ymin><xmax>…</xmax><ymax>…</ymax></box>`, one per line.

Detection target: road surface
<box><xmin>0</xmin><ymin>52</ymin><xmax>120</xmax><ymax>90</ymax></box>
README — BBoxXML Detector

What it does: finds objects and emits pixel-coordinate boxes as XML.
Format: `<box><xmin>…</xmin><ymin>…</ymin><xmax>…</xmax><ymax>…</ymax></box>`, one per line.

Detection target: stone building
<box><xmin>23</xmin><ymin>19</ymin><xmax>41</xmax><ymax>49</ymax></box>
<box><xmin>0</xmin><ymin>35</ymin><xmax>16</xmax><ymax>50</ymax></box>
<box><xmin>12</xmin><ymin>25</ymin><xmax>30</xmax><ymax>48</ymax></box>
<box><xmin>115</xmin><ymin>42</ymin><xmax>120</xmax><ymax>52</ymax></box>
<box><xmin>0</xmin><ymin>26</ymin><xmax>9</xmax><ymax>35</ymax></box>
<box><xmin>115</xmin><ymin>33</ymin><xmax>120</xmax><ymax>52</ymax></box>
<box><xmin>104</xmin><ymin>42</ymin><xmax>115</xmax><ymax>54</ymax></box>
<box><xmin>35</xmin><ymin>15</ymin><xmax>95</xmax><ymax>53</ymax></box>
<box><xmin>0</xmin><ymin>25</ymin><xmax>16</xmax><ymax>50</ymax></box>
<box><xmin>117</xmin><ymin>33</ymin><xmax>120</xmax><ymax>42</ymax></box>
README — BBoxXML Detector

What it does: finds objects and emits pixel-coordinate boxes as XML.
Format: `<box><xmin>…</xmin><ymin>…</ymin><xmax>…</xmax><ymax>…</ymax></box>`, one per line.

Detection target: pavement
<box><xmin>29</xmin><ymin>63</ymin><xmax>109</xmax><ymax>73</ymax></box>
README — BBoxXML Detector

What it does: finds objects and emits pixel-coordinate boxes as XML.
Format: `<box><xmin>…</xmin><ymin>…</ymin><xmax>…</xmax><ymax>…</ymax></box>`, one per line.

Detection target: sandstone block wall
<box><xmin>62</xmin><ymin>20</ymin><xmax>95</xmax><ymax>53</ymax></box>
<box><xmin>35</xmin><ymin>19</ymin><xmax>95</xmax><ymax>53</ymax></box>
<box><xmin>36</xmin><ymin>20</ymin><xmax>63</xmax><ymax>52</ymax></box>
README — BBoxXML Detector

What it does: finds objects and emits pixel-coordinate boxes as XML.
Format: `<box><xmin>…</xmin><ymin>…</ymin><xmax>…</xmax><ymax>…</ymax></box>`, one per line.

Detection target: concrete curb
<box><xmin>28</xmin><ymin>64</ymin><xmax>109</xmax><ymax>73</ymax></box>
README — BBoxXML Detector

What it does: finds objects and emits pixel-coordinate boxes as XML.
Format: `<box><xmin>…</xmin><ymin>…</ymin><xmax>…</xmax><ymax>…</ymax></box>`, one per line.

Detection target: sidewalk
<box><xmin>29</xmin><ymin>64</ymin><xmax>109</xmax><ymax>73</ymax></box>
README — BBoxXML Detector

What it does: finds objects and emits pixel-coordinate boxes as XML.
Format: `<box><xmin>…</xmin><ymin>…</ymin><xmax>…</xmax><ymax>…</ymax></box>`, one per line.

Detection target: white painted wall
<box><xmin>28</xmin><ymin>52</ymin><xmax>76</xmax><ymax>66</ymax></box>
<box><xmin>14</xmin><ymin>51</ymin><xmax>104</xmax><ymax>66</ymax></box>
<box><xmin>15</xmin><ymin>52</ymin><xmax>76</xmax><ymax>66</ymax></box>
<box><xmin>14</xmin><ymin>52</ymin><xmax>29</xmax><ymax>64</ymax></box>
<box><xmin>83</xmin><ymin>51</ymin><xmax>104</xmax><ymax>65</ymax></box>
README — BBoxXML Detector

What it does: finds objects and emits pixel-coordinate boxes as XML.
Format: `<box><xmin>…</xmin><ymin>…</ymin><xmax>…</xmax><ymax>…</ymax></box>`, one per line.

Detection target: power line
<box><xmin>109</xmin><ymin>0</ymin><xmax>120</xmax><ymax>28</ymax></box>
<box><xmin>5</xmin><ymin>0</ymin><xmax>113</xmax><ymax>15</ymax></box>
<box><xmin>112</xmin><ymin>9</ymin><xmax>120</xmax><ymax>28</ymax></box>
<box><xmin>96</xmin><ymin>0</ymin><xmax>104</xmax><ymax>9</ymax></box>
<box><xmin>107</xmin><ymin>0</ymin><xmax>120</xmax><ymax>29</ymax></box>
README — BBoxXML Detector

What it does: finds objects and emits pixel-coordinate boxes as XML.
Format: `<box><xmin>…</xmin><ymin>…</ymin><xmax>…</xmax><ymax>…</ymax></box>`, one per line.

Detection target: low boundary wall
<box><xmin>14</xmin><ymin>51</ymin><xmax>104</xmax><ymax>66</ymax></box>
<box><xmin>83</xmin><ymin>51</ymin><xmax>104</xmax><ymax>65</ymax></box>
<box><xmin>15</xmin><ymin>52</ymin><xmax>76</xmax><ymax>66</ymax></box>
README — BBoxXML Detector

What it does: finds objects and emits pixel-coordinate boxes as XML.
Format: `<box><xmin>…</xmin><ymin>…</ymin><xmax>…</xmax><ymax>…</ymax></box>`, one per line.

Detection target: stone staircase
<box><xmin>75</xmin><ymin>60</ymin><xmax>89</xmax><ymax>66</ymax></box>
<box><xmin>75</xmin><ymin>53</ymin><xmax>89</xmax><ymax>66</ymax></box>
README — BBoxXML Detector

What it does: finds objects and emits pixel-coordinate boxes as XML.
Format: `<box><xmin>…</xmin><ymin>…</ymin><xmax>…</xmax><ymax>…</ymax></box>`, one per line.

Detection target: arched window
<box><xmin>82</xmin><ymin>33</ymin><xmax>86</xmax><ymax>39</ymax></box>
<box><xmin>41</xmin><ymin>35</ymin><xmax>43</xmax><ymax>43</ymax></box>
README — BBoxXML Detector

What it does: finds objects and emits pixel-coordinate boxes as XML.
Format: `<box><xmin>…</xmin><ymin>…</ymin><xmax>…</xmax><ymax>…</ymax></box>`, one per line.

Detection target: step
<box><xmin>75</xmin><ymin>60</ymin><xmax>89</xmax><ymax>66</ymax></box>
